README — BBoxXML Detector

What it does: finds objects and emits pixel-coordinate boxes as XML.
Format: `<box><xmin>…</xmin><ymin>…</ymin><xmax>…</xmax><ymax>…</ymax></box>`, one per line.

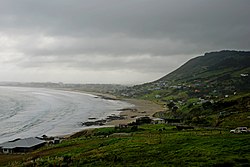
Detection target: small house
<box><xmin>53</xmin><ymin>138</ymin><xmax>60</xmax><ymax>144</ymax></box>
<box><xmin>152</xmin><ymin>118</ymin><xmax>165</xmax><ymax>124</ymax></box>
<box><xmin>0</xmin><ymin>137</ymin><xmax>46</xmax><ymax>154</ymax></box>
<box><xmin>135</xmin><ymin>116</ymin><xmax>152</xmax><ymax>125</ymax></box>
<box><xmin>165</xmin><ymin>118</ymin><xmax>182</xmax><ymax>124</ymax></box>
<box><xmin>118</xmin><ymin>124</ymin><xmax>129</xmax><ymax>129</ymax></box>
<box><xmin>240</xmin><ymin>74</ymin><xmax>249</xmax><ymax>77</ymax></box>
<box><xmin>155</xmin><ymin>95</ymin><xmax>161</xmax><ymax>98</ymax></box>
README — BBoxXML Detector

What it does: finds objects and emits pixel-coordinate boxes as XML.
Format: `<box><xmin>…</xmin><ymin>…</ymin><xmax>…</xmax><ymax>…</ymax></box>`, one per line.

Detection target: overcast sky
<box><xmin>0</xmin><ymin>0</ymin><xmax>249</xmax><ymax>84</ymax></box>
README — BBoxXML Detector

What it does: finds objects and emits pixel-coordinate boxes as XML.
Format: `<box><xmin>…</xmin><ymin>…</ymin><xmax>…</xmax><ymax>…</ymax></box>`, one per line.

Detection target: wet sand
<box><xmin>56</xmin><ymin>89</ymin><xmax>164</xmax><ymax>138</ymax></box>
<box><xmin>63</xmin><ymin>89</ymin><xmax>165</xmax><ymax>125</ymax></box>
<box><xmin>106</xmin><ymin>98</ymin><xmax>164</xmax><ymax>126</ymax></box>
<box><xmin>65</xmin><ymin>98</ymin><xmax>164</xmax><ymax>139</ymax></box>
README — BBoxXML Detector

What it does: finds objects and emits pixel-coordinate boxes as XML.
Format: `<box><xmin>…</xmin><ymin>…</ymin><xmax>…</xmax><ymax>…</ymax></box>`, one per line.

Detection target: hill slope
<box><xmin>1</xmin><ymin>125</ymin><xmax>250</xmax><ymax>166</ymax></box>
<box><xmin>159</xmin><ymin>50</ymin><xmax>250</xmax><ymax>84</ymax></box>
<box><xmin>120</xmin><ymin>50</ymin><xmax>250</xmax><ymax>127</ymax></box>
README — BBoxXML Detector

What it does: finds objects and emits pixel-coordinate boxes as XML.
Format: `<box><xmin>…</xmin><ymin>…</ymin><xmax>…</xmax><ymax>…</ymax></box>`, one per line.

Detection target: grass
<box><xmin>1</xmin><ymin>124</ymin><xmax>250</xmax><ymax>166</ymax></box>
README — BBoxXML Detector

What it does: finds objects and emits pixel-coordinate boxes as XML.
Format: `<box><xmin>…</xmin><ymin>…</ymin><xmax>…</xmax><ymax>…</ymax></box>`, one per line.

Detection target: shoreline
<box><xmin>106</xmin><ymin>98</ymin><xmax>164</xmax><ymax>126</ymax></box>
<box><xmin>63</xmin><ymin>98</ymin><xmax>164</xmax><ymax>139</ymax></box>
<box><xmin>62</xmin><ymin>89</ymin><xmax>165</xmax><ymax>126</ymax></box>
<box><xmin>60</xmin><ymin>90</ymin><xmax>165</xmax><ymax>138</ymax></box>
<box><xmin>57</xmin><ymin>88</ymin><xmax>164</xmax><ymax>125</ymax></box>
<box><xmin>1</xmin><ymin>87</ymin><xmax>164</xmax><ymax>141</ymax></box>
<box><xmin>0</xmin><ymin>87</ymin><xmax>165</xmax><ymax>143</ymax></box>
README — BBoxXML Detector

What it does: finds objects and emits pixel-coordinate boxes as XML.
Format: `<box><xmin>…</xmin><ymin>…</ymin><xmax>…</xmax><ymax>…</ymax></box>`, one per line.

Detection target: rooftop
<box><xmin>0</xmin><ymin>137</ymin><xmax>46</xmax><ymax>149</ymax></box>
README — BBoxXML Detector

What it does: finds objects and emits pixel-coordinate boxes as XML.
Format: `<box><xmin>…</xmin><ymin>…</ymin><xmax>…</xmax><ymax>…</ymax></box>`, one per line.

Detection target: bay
<box><xmin>0</xmin><ymin>86</ymin><xmax>132</xmax><ymax>143</ymax></box>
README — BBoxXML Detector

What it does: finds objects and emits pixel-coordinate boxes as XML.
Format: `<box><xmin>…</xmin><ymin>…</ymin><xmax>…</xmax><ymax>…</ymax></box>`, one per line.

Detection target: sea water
<box><xmin>0</xmin><ymin>86</ymin><xmax>132</xmax><ymax>143</ymax></box>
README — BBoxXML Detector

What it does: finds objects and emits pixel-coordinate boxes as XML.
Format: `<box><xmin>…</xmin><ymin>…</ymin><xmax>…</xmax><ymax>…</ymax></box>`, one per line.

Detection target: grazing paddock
<box><xmin>1</xmin><ymin>124</ymin><xmax>250</xmax><ymax>167</ymax></box>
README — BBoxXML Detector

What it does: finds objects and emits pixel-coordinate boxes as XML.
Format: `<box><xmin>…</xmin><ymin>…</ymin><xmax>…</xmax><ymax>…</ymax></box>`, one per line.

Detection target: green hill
<box><xmin>159</xmin><ymin>50</ymin><xmax>250</xmax><ymax>84</ymax></box>
<box><xmin>121</xmin><ymin>50</ymin><xmax>250</xmax><ymax>128</ymax></box>
<box><xmin>156</xmin><ymin>50</ymin><xmax>250</xmax><ymax>94</ymax></box>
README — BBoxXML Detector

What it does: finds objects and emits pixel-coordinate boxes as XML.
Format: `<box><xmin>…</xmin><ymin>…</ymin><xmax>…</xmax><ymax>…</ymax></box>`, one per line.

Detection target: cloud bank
<box><xmin>0</xmin><ymin>0</ymin><xmax>249</xmax><ymax>84</ymax></box>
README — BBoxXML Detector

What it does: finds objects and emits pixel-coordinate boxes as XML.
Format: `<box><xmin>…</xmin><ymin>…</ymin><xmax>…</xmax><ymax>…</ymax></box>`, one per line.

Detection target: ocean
<box><xmin>0</xmin><ymin>86</ymin><xmax>132</xmax><ymax>143</ymax></box>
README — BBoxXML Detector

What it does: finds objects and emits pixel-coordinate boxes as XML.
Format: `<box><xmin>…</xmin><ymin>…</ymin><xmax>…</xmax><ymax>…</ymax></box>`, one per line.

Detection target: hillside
<box><xmin>120</xmin><ymin>50</ymin><xmax>250</xmax><ymax>128</ymax></box>
<box><xmin>159</xmin><ymin>50</ymin><xmax>250</xmax><ymax>83</ymax></box>
<box><xmin>1</xmin><ymin>125</ymin><xmax>250</xmax><ymax>166</ymax></box>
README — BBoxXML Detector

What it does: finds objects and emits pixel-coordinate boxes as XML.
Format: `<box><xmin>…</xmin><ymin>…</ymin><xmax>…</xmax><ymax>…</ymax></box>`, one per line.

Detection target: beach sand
<box><xmin>106</xmin><ymin>98</ymin><xmax>164</xmax><ymax>126</ymax></box>
<box><xmin>66</xmin><ymin>90</ymin><xmax>165</xmax><ymax>125</ymax></box>
<box><xmin>66</xmin><ymin>97</ymin><xmax>164</xmax><ymax>139</ymax></box>
<box><xmin>58</xmin><ymin>89</ymin><xmax>164</xmax><ymax>138</ymax></box>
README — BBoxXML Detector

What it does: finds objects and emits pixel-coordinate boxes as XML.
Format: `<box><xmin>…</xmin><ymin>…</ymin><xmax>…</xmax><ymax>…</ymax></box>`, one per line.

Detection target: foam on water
<box><xmin>0</xmin><ymin>86</ymin><xmax>132</xmax><ymax>143</ymax></box>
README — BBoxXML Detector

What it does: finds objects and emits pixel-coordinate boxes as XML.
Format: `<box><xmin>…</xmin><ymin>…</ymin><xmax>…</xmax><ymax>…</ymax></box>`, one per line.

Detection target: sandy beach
<box><xmin>106</xmin><ymin>98</ymin><xmax>164</xmax><ymax>125</ymax></box>
<box><xmin>68</xmin><ymin>90</ymin><xmax>164</xmax><ymax>126</ymax></box>
<box><xmin>71</xmin><ymin>90</ymin><xmax>165</xmax><ymax>125</ymax></box>
<box><xmin>55</xmin><ymin>89</ymin><xmax>165</xmax><ymax>138</ymax></box>
<box><xmin>66</xmin><ymin>97</ymin><xmax>165</xmax><ymax>138</ymax></box>
<box><xmin>70</xmin><ymin>90</ymin><xmax>164</xmax><ymax>125</ymax></box>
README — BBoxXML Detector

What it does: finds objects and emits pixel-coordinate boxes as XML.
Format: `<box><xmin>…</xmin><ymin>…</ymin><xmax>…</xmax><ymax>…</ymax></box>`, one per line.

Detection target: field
<box><xmin>1</xmin><ymin>124</ymin><xmax>250</xmax><ymax>167</ymax></box>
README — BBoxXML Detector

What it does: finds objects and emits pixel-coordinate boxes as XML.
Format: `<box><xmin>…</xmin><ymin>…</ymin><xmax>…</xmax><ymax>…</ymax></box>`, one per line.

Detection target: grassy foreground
<box><xmin>1</xmin><ymin>124</ymin><xmax>250</xmax><ymax>167</ymax></box>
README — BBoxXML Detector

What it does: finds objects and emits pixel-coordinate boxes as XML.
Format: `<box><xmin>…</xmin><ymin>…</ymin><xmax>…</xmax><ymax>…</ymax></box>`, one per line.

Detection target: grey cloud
<box><xmin>20</xmin><ymin>35</ymin><xmax>196</xmax><ymax>57</ymax></box>
<box><xmin>1</xmin><ymin>0</ymin><xmax>250</xmax><ymax>50</ymax></box>
<box><xmin>17</xmin><ymin>54</ymin><xmax>185</xmax><ymax>74</ymax></box>
<box><xmin>2</xmin><ymin>1</ymin><xmax>250</xmax><ymax>37</ymax></box>
<box><xmin>0</xmin><ymin>0</ymin><xmax>249</xmax><ymax>83</ymax></box>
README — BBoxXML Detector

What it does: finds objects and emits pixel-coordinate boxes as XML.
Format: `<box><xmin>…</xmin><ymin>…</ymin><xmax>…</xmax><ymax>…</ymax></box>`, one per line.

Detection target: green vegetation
<box><xmin>120</xmin><ymin>51</ymin><xmax>250</xmax><ymax>128</ymax></box>
<box><xmin>1</xmin><ymin>124</ymin><xmax>250</xmax><ymax>166</ymax></box>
